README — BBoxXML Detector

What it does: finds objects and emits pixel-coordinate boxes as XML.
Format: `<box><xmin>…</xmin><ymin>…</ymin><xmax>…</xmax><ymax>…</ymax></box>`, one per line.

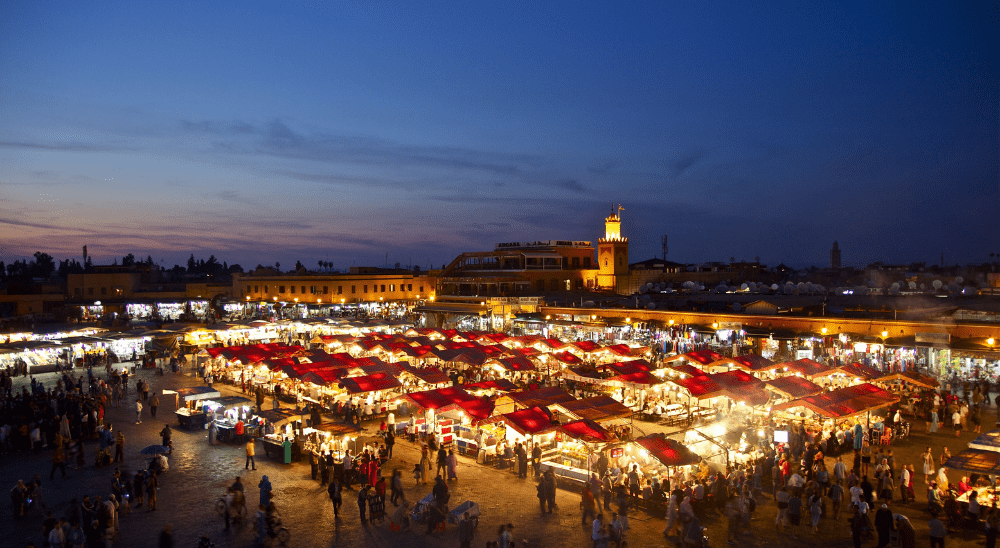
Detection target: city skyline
<box><xmin>2</xmin><ymin>1</ymin><xmax>996</xmax><ymax>270</ymax></box>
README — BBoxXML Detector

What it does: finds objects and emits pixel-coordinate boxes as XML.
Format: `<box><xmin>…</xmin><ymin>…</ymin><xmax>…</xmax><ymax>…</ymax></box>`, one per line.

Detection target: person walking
<box><xmin>150</xmin><ymin>394</ymin><xmax>159</xmax><ymax>419</ymax></box>
<box><xmin>327</xmin><ymin>477</ymin><xmax>342</xmax><ymax>518</ymax></box>
<box><xmin>436</xmin><ymin>446</ymin><xmax>448</xmax><ymax>478</ymax></box>
<box><xmin>536</xmin><ymin>476</ymin><xmax>550</xmax><ymax>514</ymax></box>
<box><xmin>390</xmin><ymin>469</ymin><xmax>404</xmax><ymax>506</ymax></box>
<box><xmin>146</xmin><ymin>472</ymin><xmax>159</xmax><ymax>511</ymax></box>
<box><xmin>114</xmin><ymin>429</ymin><xmax>125</xmax><ymax>463</ymax></box>
<box><xmin>446</xmin><ymin>449</ymin><xmax>458</xmax><ymax>481</ymax></box>
<box><xmin>258</xmin><ymin>475</ymin><xmax>272</xmax><ymax>509</ymax></box>
<box><xmin>775</xmin><ymin>486</ymin><xmax>790</xmax><ymax>529</ymax></box>
<box><xmin>135</xmin><ymin>399</ymin><xmax>143</xmax><ymax>424</ymax></box>
<box><xmin>830</xmin><ymin>480</ymin><xmax>844</xmax><ymax>519</ymax></box>
<box><xmin>581</xmin><ymin>483</ymin><xmax>597</xmax><ymax>526</ymax></box>
<box><xmin>873</xmin><ymin>503</ymin><xmax>892</xmax><ymax>548</ymax></box>
<box><xmin>245</xmin><ymin>439</ymin><xmax>257</xmax><ymax>470</ymax></box>
<box><xmin>160</xmin><ymin>424</ymin><xmax>172</xmax><ymax>453</ymax></box>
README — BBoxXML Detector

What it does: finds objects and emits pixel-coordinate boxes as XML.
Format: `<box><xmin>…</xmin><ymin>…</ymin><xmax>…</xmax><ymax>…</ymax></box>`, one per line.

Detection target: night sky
<box><xmin>2</xmin><ymin>1</ymin><xmax>996</xmax><ymax>271</ymax></box>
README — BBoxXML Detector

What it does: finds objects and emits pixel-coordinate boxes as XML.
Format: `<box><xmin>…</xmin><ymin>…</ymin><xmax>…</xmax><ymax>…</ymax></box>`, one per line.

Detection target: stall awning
<box><xmin>969</xmin><ymin>430</ymin><xmax>1000</xmax><ymax>452</ymax></box>
<box><xmin>667</xmin><ymin>374</ymin><xmax>724</xmax><ymax>399</ymax></box>
<box><xmin>551</xmin><ymin>396</ymin><xmax>632</xmax><ymax>423</ymax></box>
<box><xmin>550</xmin><ymin>351</ymin><xmax>583</xmax><ymax>365</ymax></box>
<box><xmin>776</xmin><ymin>358</ymin><xmax>841</xmax><ymax>379</ymax></box>
<box><xmin>634</xmin><ymin>433</ymin><xmax>701</xmax><ymax>467</ymax></box>
<box><xmin>766</xmin><ymin>376</ymin><xmax>824</xmax><ymax>399</ymax></box>
<box><xmin>609</xmin><ymin>371</ymin><xmax>664</xmax><ymax>389</ymax></box>
<box><xmin>494</xmin><ymin>387</ymin><xmax>576</xmax><ymax>415</ymax></box>
<box><xmin>874</xmin><ymin>371</ymin><xmax>940</xmax><ymax>389</ymax></box>
<box><xmin>773</xmin><ymin>383</ymin><xmax>899</xmax><ymax>418</ymax></box>
<box><xmin>710</xmin><ymin>370</ymin><xmax>770</xmax><ymax>406</ymax></box>
<box><xmin>945</xmin><ymin>449</ymin><xmax>1000</xmax><ymax>475</ymax></box>
<box><xmin>402</xmin><ymin>365</ymin><xmax>450</xmax><ymax>385</ymax></box>
<box><xmin>663</xmin><ymin>350</ymin><xmax>726</xmax><ymax>367</ymax></box>
<box><xmin>463</xmin><ymin>379</ymin><xmax>517</xmax><ymax>392</ymax></box>
<box><xmin>169</xmin><ymin>386</ymin><xmax>221</xmax><ymax>402</ymax></box>
<box><xmin>728</xmin><ymin>354</ymin><xmax>778</xmax><ymax>372</ymax></box>
<box><xmin>254</xmin><ymin>408</ymin><xmax>305</xmax><ymax>428</ymax></box>
<box><xmin>338</xmin><ymin>372</ymin><xmax>402</xmax><ymax>394</ymax></box>
<box><xmin>839</xmin><ymin>362</ymin><xmax>882</xmax><ymax>381</ymax></box>
<box><xmin>300</xmin><ymin>367</ymin><xmax>349</xmax><ymax>386</ymax></box>
<box><xmin>559</xmin><ymin>419</ymin><xmax>614</xmax><ymax>442</ymax></box>
<box><xmin>205</xmin><ymin>396</ymin><xmax>252</xmax><ymax>410</ymax></box>
<box><xmin>401</xmin><ymin>386</ymin><xmax>495</xmax><ymax>421</ymax></box>
<box><xmin>486</xmin><ymin>356</ymin><xmax>536</xmax><ymax>372</ymax></box>
<box><xmin>311</xmin><ymin>422</ymin><xmax>363</xmax><ymax>436</ymax></box>
<box><xmin>491</xmin><ymin>406</ymin><xmax>556</xmax><ymax>436</ymax></box>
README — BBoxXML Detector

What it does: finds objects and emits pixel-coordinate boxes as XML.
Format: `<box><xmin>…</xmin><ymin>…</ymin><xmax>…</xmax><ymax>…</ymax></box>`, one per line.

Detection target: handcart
<box><xmin>447</xmin><ymin>500</ymin><xmax>481</xmax><ymax>526</ymax></box>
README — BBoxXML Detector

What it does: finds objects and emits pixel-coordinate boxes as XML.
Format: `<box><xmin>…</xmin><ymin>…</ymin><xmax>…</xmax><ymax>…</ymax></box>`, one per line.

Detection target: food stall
<box><xmin>550</xmin><ymin>395</ymin><xmax>634</xmax><ymax>440</ymax></box>
<box><xmin>402</xmin><ymin>387</ymin><xmax>495</xmax><ymax>455</ymax></box>
<box><xmin>302</xmin><ymin>421</ymin><xmax>364</xmax><ymax>478</ymax></box>
<box><xmin>256</xmin><ymin>408</ymin><xmax>307</xmax><ymax>463</ymax></box>
<box><xmin>205</xmin><ymin>396</ymin><xmax>255</xmax><ymax>442</ymax></box>
<box><xmin>629</xmin><ymin>433</ymin><xmax>703</xmax><ymax>486</ymax></box>
<box><xmin>492</xmin><ymin>386</ymin><xmax>575</xmax><ymax>415</ymax></box>
<box><xmin>165</xmin><ymin>386</ymin><xmax>222</xmax><ymax>429</ymax></box>
<box><xmin>486</xmin><ymin>406</ymin><xmax>558</xmax><ymax>468</ymax></box>
<box><xmin>538</xmin><ymin>418</ymin><xmax>615</xmax><ymax>483</ymax></box>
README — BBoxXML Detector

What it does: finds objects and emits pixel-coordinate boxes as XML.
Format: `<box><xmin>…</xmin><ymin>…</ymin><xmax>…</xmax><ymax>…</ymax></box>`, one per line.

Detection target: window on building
<box><xmin>88</xmin><ymin>287</ymin><xmax>94</xmax><ymax>296</ymax></box>
<box><xmin>407</xmin><ymin>284</ymin><xmax>412</xmax><ymax>291</ymax></box>
<box><xmin>75</xmin><ymin>288</ymin><xmax>83</xmax><ymax>297</ymax></box>
<box><xmin>290</xmin><ymin>286</ymin><xmax>295</xmax><ymax>294</ymax></box>
<box><xmin>351</xmin><ymin>285</ymin><xmax>356</xmax><ymax>294</ymax></box>
<box><xmin>310</xmin><ymin>286</ymin><xmax>316</xmax><ymax>294</ymax></box>
<box><xmin>381</xmin><ymin>285</ymin><xmax>386</xmax><ymax>292</ymax></box>
<box><xmin>264</xmin><ymin>285</ymin><xmax>269</xmax><ymax>294</ymax></box>
<box><xmin>301</xmin><ymin>286</ymin><xmax>306</xmax><ymax>294</ymax></box>
<box><xmin>101</xmin><ymin>287</ymin><xmax>107</xmax><ymax>295</ymax></box>
<box><xmin>572</xmin><ymin>257</ymin><xmax>580</xmax><ymax>268</ymax></box>
<box><xmin>419</xmin><ymin>286</ymin><xmax>423</xmax><ymax>293</ymax></box>
<box><xmin>389</xmin><ymin>284</ymin><xmax>395</xmax><ymax>292</ymax></box>
<box><xmin>323</xmin><ymin>286</ymin><xmax>328</xmax><ymax>294</ymax></box>
<box><xmin>279</xmin><ymin>286</ymin><xmax>285</xmax><ymax>293</ymax></box>
<box><xmin>583</xmin><ymin>257</ymin><xmax>591</xmax><ymax>268</ymax></box>
<box><xmin>337</xmin><ymin>286</ymin><xmax>343</xmax><ymax>295</ymax></box>
<box><xmin>363</xmin><ymin>285</ymin><xmax>368</xmax><ymax>293</ymax></box>
<box><xmin>254</xmin><ymin>285</ymin><xmax>259</xmax><ymax>293</ymax></box>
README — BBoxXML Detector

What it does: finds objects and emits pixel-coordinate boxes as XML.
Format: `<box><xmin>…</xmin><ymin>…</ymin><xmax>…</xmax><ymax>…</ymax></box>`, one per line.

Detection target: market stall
<box><xmin>486</xmin><ymin>406</ymin><xmax>558</xmax><ymax>468</ymax></box>
<box><xmin>538</xmin><ymin>418</ymin><xmax>615</xmax><ymax>483</ymax></box>
<box><xmin>629</xmin><ymin>432</ymin><xmax>703</xmax><ymax>484</ymax></box>
<box><xmin>165</xmin><ymin>386</ymin><xmax>222</xmax><ymax>429</ymax></box>
<box><xmin>256</xmin><ymin>408</ymin><xmax>307</xmax><ymax>463</ymax></box>
<box><xmin>205</xmin><ymin>396</ymin><xmax>255</xmax><ymax>442</ymax></box>
<box><xmin>492</xmin><ymin>386</ymin><xmax>575</xmax><ymax>415</ymax></box>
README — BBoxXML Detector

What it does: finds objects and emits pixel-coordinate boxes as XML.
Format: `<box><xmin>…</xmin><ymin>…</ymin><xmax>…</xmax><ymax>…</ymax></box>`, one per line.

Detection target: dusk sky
<box><xmin>2</xmin><ymin>1</ymin><xmax>996</xmax><ymax>271</ymax></box>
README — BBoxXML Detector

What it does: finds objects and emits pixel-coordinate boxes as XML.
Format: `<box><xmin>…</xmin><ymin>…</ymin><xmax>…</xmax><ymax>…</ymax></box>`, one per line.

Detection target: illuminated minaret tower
<box><xmin>597</xmin><ymin>204</ymin><xmax>629</xmax><ymax>292</ymax></box>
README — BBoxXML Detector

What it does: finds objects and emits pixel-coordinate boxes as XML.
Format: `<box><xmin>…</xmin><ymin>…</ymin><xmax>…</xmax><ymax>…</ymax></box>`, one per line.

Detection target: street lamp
<box><xmin>821</xmin><ymin>327</ymin><xmax>828</xmax><ymax>335</ymax></box>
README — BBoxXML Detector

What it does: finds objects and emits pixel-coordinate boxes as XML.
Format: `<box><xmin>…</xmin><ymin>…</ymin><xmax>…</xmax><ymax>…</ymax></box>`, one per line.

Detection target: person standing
<box><xmin>536</xmin><ymin>477</ymin><xmax>549</xmax><ymax>514</ymax></box>
<box><xmin>581</xmin><ymin>483</ymin><xmax>597</xmax><ymax>526</ymax></box>
<box><xmin>258</xmin><ymin>475</ymin><xmax>272</xmax><ymax>509</ymax></box>
<box><xmin>850</xmin><ymin>506</ymin><xmax>866</xmax><ymax>548</ymax></box>
<box><xmin>50</xmin><ymin>440</ymin><xmax>67</xmax><ymax>480</ymax></box>
<box><xmin>357</xmin><ymin>485</ymin><xmax>368</xmax><ymax>524</ymax></box>
<box><xmin>873</xmin><ymin>503</ymin><xmax>892</xmax><ymax>548</ymax></box>
<box><xmin>385</xmin><ymin>428</ymin><xmax>395</xmax><ymax>460</ymax></box>
<box><xmin>135</xmin><ymin>399</ymin><xmax>143</xmax><ymax>424</ymax></box>
<box><xmin>517</xmin><ymin>443</ymin><xmax>528</xmax><ymax>478</ymax></box>
<box><xmin>922</xmin><ymin>448</ymin><xmax>935</xmax><ymax>484</ymax></box>
<box><xmin>532</xmin><ymin>442</ymin><xmax>542</xmax><ymax>478</ymax></box>
<box><xmin>459</xmin><ymin>512</ymin><xmax>475</xmax><ymax>548</ymax></box>
<box><xmin>327</xmin><ymin>477</ymin><xmax>342</xmax><ymax>518</ymax></box>
<box><xmin>436</xmin><ymin>445</ymin><xmax>448</xmax><ymax>478</ymax></box>
<box><xmin>150</xmin><ymin>394</ymin><xmax>159</xmax><ymax>418</ymax></box>
<box><xmin>929</xmin><ymin>513</ymin><xmax>947</xmax><ymax>548</ymax></box>
<box><xmin>829</xmin><ymin>480</ymin><xmax>844</xmax><ymax>519</ymax></box>
<box><xmin>245</xmin><ymin>439</ymin><xmax>256</xmax><ymax>470</ymax></box>
<box><xmin>160</xmin><ymin>424</ymin><xmax>172</xmax><ymax>453</ymax></box>
<box><xmin>390</xmin><ymin>469</ymin><xmax>404</xmax><ymax>505</ymax></box>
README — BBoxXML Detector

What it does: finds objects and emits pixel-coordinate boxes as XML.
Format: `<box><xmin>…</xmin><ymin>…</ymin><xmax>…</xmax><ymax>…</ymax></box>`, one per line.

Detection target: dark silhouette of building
<box><xmin>831</xmin><ymin>241</ymin><xmax>841</xmax><ymax>269</ymax></box>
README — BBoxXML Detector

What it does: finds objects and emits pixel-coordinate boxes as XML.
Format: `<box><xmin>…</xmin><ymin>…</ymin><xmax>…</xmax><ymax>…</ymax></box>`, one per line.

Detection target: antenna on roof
<box><xmin>661</xmin><ymin>235</ymin><xmax>668</xmax><ymax>261</ymax></box>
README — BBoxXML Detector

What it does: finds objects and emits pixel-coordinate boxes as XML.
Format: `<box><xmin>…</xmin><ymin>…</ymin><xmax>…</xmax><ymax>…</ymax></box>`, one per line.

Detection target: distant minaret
<box><xmin>831</xmin><ymin>241</ymin><xmax>841</xmax><ymax>269</ymax></box>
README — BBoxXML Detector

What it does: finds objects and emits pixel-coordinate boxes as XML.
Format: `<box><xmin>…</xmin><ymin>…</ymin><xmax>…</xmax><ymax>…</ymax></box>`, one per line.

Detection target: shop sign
<box><xmin>610</xmin><ymin>447</ymin><xmax>624</xmax><ymax>458</ymax></box>
<box><xmin>796</xmin><ymin>349</ymin><xmax>812</xmax><ymax>360</ymax></box>
<box><xmin>718</xmin><ymin>322</ymin><xmax>742</xmax><ymax>331</ymax></box>
<box><xmin>774</xmin><ymin>430</ymin><xmax>789</xmax><ymax>443</ymax></box>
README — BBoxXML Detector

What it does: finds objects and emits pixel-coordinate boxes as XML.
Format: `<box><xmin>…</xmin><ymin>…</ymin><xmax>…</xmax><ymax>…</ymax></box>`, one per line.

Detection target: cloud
<box><xmin>0</xmin><ymin>141</ymin><xmax>122</xmax><ymax>153</ymax></box>
<box><xmin>553</xmin><ymin>179</ymin><xmax>586</xmax><ymax>192</ymax></box>
<box><xmin>204</xmin><ymin>189</ymin><xmax>256</xmax><ymax>205</ymax></box>
<box><xmin>673</xmin><ymin>150</ymin><xmax>705</xmax><ymax>177</ymax></box>
<box><xmin>179</xmin><ymin>119</ymin><xmax>255</xmax><ymax>135</ymax></box>
<box><xmin>0</xmin><ymin>217</ymin><xmax>71</xmax><ymax>230</ymax></box>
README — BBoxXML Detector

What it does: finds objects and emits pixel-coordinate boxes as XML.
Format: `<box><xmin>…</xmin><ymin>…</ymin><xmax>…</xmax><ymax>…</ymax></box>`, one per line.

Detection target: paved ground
<box><xmin>1</xmin><ymin>367</ymin><xmax>993</xmax><ymax>548</ymax></box>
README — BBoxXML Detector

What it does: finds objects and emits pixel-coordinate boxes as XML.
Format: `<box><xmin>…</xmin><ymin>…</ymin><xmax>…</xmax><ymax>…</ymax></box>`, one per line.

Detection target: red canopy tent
<box><xmin>559</xmin><ymin>419</ymin><xmax>614</xmax><ymax>442</ymax></box>
<box><xmin>634</xmin><ymin>433</ymin><xmax>701</xmax><ymax>466</ymax></box>
<box><xmin>664</xmin><ymin>349</ymin><xmax>726</xmax><ymax>366</ymax></box>
<box><xmin>710</xmin><ymin>370</ymin><xmax>770</xmax><ymax>406</ymax></box>
<box><xmin>551</xmin><ymin>395</ymin><xmax>632</xmax><ymax>423</ymax></box>
<box><xmin>765</xmin><ymin>376</ymin><xmax>824</xmax><ymax>399</ymax></box>
<box><xmin>463</xmin><ymin>379</ymin><xmax>517</xmax><ymax>392</ymax></box>
<box><xmin>494</xmin><ymin>387</ymin><xmax>576</xmax><ymax>414</ymax></box>
<box><xmin>550</xmin><ymin>352</ymin><xmax>583</xmax><ymax>365</ymax></box>
<box><xmin>773</xmin><ymin>383</ymin><xmax>899</xmax><ymax>418</ymax></box>
<box><xmin>300</xmin><ymin>367</ymin><xmax>349</xmax><ymax>386</ymax></box>
<box><xmin>571</xmin><ymin>340</ymin><xmax>603</xmax><ymax>353</ymax></box>
<box><xmin>487</xmin><ymin>356</ymin><xmax>536</xmax><ymax>372</ymax></box>
<box><xmin>605</xmin><ymin>344</ymin><xmax>647</xmax><ymax>357</ymax></box>
<box><xmin>777</xmin><ymin>359</ymin><xmax>841</xmax><ymax>379</ymax></box>
<box><xmin>402</xmin><ymin>366</ymin><xmax>450</xmax><ymax>385</ymax></box>
<box><xmin>490</xmin><ymin>406</ymin><xmax>556</xmax><ymax>437</ymax></box>
<box><xmin>839</xmin><ymin>362</ymin><xmax>882</xmax><ymax>381</ymax></box>
<box><xmin>668</xmin><ymin>363</ymin><xmax>705</xmax><ymax>377</ymax></box>
<box><xmin>402</xmin><ymin>386</ymin><xmax>495</xmax><ymax>421</ymax></box>
<box><xmin>728</xmin><ymin>354</ymin><xmax>778</xmax><ymax>372</ymax></box>
<box><xmin>609</xmin><ymin>371</ymin><xmax>664</xmax><ymax>389</ymax></box>
<box><xmin>668</xmin><ymin>374</ymin><xmax>724</xmax><ymax>399</ymax></box>
<box><xmin>338</xmin><ymin>372</ymin><xmax>402</xmax><ymax>394</ymax></box>
<box><xmin>607</xmin><ymin>360</ymin><xmax>651</xmax><ymax>374</ymax></box>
